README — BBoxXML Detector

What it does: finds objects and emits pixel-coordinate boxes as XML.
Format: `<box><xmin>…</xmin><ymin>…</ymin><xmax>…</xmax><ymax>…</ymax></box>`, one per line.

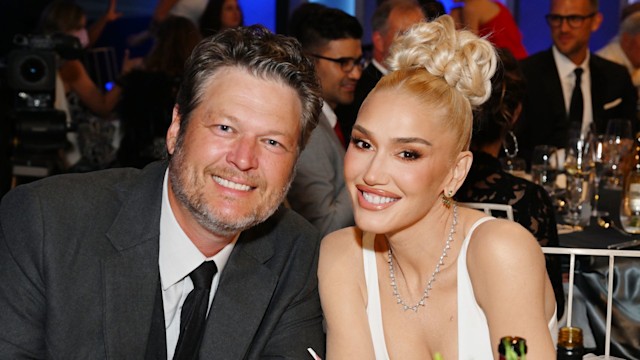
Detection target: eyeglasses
<box><xmin>545</xmin><ymin>13</ymin><xmax>596</xmax><ymax>28</ymax></box>
<box><xmin>310</xmin><ymin>54</ymin><xmax>366</xmax><ymax>72</ymax></box>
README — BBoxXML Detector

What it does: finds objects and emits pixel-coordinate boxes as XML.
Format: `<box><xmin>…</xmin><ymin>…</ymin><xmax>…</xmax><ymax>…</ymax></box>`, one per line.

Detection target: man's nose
<box><xmin>227</xmin><ymin>136</ymin><xmax>259</xmax><ymax>171</ymax></box>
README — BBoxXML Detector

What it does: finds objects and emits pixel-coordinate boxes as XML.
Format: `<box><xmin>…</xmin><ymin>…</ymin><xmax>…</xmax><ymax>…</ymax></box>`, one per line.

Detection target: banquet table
<box><xmin>555</xmin><ymin>187</ymin><xmax>640</xmax><ymax>359</ymax></box>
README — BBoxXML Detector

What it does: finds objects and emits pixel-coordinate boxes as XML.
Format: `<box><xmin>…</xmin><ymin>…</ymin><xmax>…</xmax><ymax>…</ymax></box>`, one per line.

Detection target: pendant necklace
<box><xmin>387</xmin><ymin>203</ymin><xmax>458</xmax><ymax>312</ymax></box>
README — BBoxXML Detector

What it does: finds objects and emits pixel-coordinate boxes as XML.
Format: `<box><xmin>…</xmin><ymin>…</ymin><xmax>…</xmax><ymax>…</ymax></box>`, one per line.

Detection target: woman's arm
<box><xmin>60</xmin><ymin>51</ymin><xmax>140</xmax><ymax>117</ymax></box>
<box><xmin>153</xmin><ymin>0</ymin><xmax>181</xmax><ymax>23</ymax></box>
<box><xmin>319</xmin><ymin>228</ymin><xmax>377</xmax><ymax>359</ymax></box>
<box><xmin>87</xmin><ymin>0</ymin><xmax>122</xmax><ymax>47</ymax></box>
<box><xmin>467</xmin><ymin>219</ymin><xmax>556</xmax><ymax>359</ymax></box>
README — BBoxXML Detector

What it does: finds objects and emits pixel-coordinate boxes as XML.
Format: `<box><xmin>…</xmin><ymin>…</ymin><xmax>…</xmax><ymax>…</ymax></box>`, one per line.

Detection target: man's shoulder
<box><xmin>520</xmin><ymin>49</ymin><xmax>553</xmax><ymax>70</ymax></box>
<box><xmin>259</xmin><ymin>207</ymin><xmax>321</xmax><ymax>244</ymax></box>
<box><xmin>591</xmin><ymin>53</ymin><xmax>630</xmax><ymax>75</ymax></box>
<box><xmin>2</xmin><ymin>162</ymin><xmax>166</xmax><ymax>211</ymax></box>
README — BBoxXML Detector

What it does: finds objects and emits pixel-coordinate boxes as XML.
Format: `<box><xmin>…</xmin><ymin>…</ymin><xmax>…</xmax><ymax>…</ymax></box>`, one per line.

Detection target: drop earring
<box><xmin>442</xmin><ymin>190</ymin><xmax>454</xmax><ymax>208</ymax></box>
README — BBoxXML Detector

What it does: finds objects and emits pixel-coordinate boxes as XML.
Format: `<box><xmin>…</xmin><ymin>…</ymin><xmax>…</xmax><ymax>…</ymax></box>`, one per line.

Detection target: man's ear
<box><xmin>591</xmin><ymin>12</ymin><xmax>603</xmax><ymax>33</ymax></box>
<box><xmin>372</xmin><ymin>30</ymin><xmax>385</xmax><ymax>55</ymax></box>
<box><xmin>166</xmin><ymin>105</ymin><xmax>181</xmax><ymax>155</ymax></box>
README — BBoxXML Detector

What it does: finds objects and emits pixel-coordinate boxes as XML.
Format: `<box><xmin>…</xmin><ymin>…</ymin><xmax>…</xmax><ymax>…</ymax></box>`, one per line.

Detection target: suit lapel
<box><xmin>589</xmin><ymin>55</ymin><xmax>608</xmax><ymax>133</ymax></box>
<box><xmin>544</xmin><ymin>50</ymin><xmax>568</xmax><ymax>121</ymax></box>
<box><xmin>200</xmin><ymin>225</ymin><xmax>277</xmax><ymax>358</ymax></box>
<box><xmin>319</xmin><ymin>113</ymin><xmax>346</xmax><ymax>155</ymax></box>
<box><xmin>103</xmin><ymin>162</ymin><xmax>166</xmax><ymax>358</ymax></box>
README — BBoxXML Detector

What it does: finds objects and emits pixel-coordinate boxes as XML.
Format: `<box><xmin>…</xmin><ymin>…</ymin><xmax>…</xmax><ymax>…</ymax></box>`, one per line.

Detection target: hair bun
<box><xmin>386</xmin><ymin>15</ymin><xmax>497</xmax><ymax>106</ymax></box>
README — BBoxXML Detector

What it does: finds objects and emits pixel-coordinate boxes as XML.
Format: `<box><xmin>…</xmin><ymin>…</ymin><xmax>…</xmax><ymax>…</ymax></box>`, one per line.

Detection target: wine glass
<box><xmin>531</xmin><ymin>145</ymin><xmax>559</xmax><ymax>196</ymax></box>
<box><xmin>603</xmin><ymin>118</ymin><xmax>633</xmax><ymax>190</ymax></box>
<box><xmin>590</xmin><ymin>134</ymin><xmax>609</xmax><ymax>217</ymax></box>
<box><xmin>563</xmin><ymin>134</ymin><xmax>593</xmax><ymax>228</ymax></box>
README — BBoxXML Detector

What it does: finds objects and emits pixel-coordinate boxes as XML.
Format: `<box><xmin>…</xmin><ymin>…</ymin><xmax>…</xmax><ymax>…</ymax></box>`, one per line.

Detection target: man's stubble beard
<box><xmin>168</xmin><ymin>140</ymin><xmax>296</xmax><ymax>238</ymax></box>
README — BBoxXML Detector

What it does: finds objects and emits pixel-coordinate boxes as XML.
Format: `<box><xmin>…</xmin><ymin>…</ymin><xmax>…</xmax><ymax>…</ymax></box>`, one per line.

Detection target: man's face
<box><xmin>166</xmin><ymin>67</ymin><xmax>302</xmax><ymax>240</ymax></box>
<box><xmin>549</xmin><ymin>0</ymin><xmax>602</xmax><ymax>64</ymax></box>
<box><xmin>314</xmin><ymin>38</ymin><xmax>363</xmax><ymax>109</ymax></box>
<box><xmin>379</xmin><ymin>7</ymin><xmax>425</xmax><ymax>62</ymax></box>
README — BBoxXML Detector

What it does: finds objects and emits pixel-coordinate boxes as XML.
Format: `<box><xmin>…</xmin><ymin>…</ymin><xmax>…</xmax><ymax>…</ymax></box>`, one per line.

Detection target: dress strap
<box><xmin>362</xmin><ymin>232</ymin><xmax>390</xmax><ymax>360</ymax></box>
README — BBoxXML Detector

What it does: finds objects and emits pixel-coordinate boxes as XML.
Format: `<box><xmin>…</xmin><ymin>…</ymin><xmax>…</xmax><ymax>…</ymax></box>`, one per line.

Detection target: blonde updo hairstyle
<box><xmin>378</xmin><ymin>15</ymin><xmax>497</xmax><ymax>156</ymax></box>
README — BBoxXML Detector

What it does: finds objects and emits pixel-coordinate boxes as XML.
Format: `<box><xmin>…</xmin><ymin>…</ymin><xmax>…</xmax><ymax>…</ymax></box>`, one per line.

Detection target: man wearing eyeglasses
<box><xmin>516</xmin><ymin>0</ymin><xmax>637</xmax><ymax>168</ymax></box>
<box><xmin>287</xmin><ymin>5</ymin><xmax>362</xmax><ymax>236</ymax></box>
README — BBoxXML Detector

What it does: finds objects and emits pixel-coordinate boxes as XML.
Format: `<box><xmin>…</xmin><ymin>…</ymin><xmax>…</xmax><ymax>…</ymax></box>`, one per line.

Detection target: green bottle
<box><xmin>498</xmin><ymin>336</ymin><xmax>527</xmax><ymax>360</ymax></box>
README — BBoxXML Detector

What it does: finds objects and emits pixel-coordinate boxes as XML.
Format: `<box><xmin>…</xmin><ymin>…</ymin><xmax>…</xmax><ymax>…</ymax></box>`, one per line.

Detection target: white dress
<box><xmin>363</xmin><ymin>217</ymin><xmax>558</xmax><ymax>359</ymax></box>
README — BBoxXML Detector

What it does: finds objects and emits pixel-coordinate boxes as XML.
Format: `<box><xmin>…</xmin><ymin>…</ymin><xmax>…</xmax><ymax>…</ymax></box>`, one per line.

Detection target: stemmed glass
<box><xmin>563</xmin><ymin>133</ymin><xmax>593</xmax><ymax>228</ymax></box>
<box><xmin>603</xmin><ymin>118</ymin><xmax>633</xmax><ymax>190</ymax></box>
<box><xmin>590</xmin><ymin>134</ymin><xmax>609</xmax><ymax>217</ymax></box>
<box><xmin>531</xmin><ymin>145</ymin><xmax>559</xmax><ymax>196</ymax></box>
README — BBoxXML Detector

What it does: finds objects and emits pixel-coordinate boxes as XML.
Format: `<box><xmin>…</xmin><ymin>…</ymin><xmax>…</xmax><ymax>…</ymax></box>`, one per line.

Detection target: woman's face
<box><xmin>344</xmin><ymin>88</ymin><xmax>461</xmax><ymax>234</ymax></box>
<box><xmin>220</xmin><ymin>0</ymin><xmax>242</xmax><ymax>30</ymax></box>
<box><xmin>68</xmin><ymin>15</ymin><xmax>89</xmax><ymax>48</ymax></box>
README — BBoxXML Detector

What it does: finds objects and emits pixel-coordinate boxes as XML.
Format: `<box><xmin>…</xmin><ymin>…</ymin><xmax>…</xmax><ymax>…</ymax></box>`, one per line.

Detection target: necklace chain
<box><xmin>387</xmin><ymin>203</ymin><xmax>458</xmax><ymax>312</ymax></box>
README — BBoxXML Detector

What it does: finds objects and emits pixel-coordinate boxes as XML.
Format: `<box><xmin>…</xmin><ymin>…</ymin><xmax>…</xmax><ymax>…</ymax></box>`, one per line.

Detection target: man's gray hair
<box><xmin>175</xmin><ymin>25</ymin><xmax>323</xmax><ymax>152</ymax></box>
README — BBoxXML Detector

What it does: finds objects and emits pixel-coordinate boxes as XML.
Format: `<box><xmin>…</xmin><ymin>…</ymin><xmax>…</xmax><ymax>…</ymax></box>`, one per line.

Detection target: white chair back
<box><xmin>541</xmin><ymin>247</ymin><xmax>640</xmax><ymax>357</ymax></box>
<box><xmin>460</xmin><ymin>202</ymin><xmax>514</xmax><ymax>221</ymax></box>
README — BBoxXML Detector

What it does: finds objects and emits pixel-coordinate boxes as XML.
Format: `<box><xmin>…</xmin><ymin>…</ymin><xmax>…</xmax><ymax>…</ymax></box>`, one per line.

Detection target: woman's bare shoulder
<box><xmin>321</xmin><ymin>226</ymin><xmax>362</xmax><ymax>254</ymax></box>
<box><xmin>319</xmin><ymin>227</ymin><xmax>369</xmax><ymax>284</ymax></box>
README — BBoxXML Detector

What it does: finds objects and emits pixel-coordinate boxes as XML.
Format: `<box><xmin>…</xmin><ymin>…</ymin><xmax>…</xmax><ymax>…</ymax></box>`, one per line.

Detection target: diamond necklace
<box><xmin>387</xmin><ymin>203</ymin><xmax>458</xmax><ymax>312</ymax></box>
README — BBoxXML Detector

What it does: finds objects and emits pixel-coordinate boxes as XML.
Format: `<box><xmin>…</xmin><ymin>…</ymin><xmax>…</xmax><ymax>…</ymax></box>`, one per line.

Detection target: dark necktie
<box><xmin>569</xmin><ymin>67</ymin><xmax>584</xmax><ymax>127</ymax></box>
<box><xmin>333</xmin><ymin>122</ymin><xmax>346</xmax><ymax>148</ymax></box>
<box><xmin>173</xmin><ymin>261</ymin><xmax>218</xmax><ymax>360</ymax></box>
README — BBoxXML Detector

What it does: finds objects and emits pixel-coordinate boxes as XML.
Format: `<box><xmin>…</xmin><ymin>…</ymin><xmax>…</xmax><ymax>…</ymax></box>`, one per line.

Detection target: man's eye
<box><xmin>266</xmin><ymin>139</ymin><xmax>281</xmax><ymax>147</ymax></box>
<box><xmin>218</xmin><ymin>125</ymin><xmax>232</xmax><ymax>132</ymax></box>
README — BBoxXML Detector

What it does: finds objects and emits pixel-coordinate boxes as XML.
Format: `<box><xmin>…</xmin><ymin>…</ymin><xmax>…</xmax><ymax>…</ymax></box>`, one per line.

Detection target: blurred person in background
<box><xmin>455</xmin><ymin>48</ymin><xmax>565</xmax><ymax>320</ymax></box>
<box><xmin>450</xmin><ymin>0</ymin><xmax>528</xmax><ymax>60</ymax></box>
<box><xmin>199</xmin><ymin>0</ymin><xmax>243</xmax><ymax>38</ymax></box>
<box><xmin>38</xmin><ymin>0</ymin><xmax>140</xmax><ymax>172</ymax></box>
<box><xmin>116</xmin><ymin>16</ymin><xmax>201</xmax><ymax>168</ymax></box>
<box><xmin>517</xmin><ymin>0</ymin><xmax>636</xmax><ymax>168</ymax></box>
<box><xmin>288</xmin><ymin>4</ymin><xmax>363</xmax><ymax>235</ymax></box>
<box><xmin>597</xmin><ymin>7</ymin><xmax>640</xmax><ymax>101</ymax></box>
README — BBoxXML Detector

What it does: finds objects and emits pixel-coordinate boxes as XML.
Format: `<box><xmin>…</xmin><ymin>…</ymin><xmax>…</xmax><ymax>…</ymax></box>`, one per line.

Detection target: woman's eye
<box><xmin>218</xmin><ymin>124</ymin><xmax>232</xmax><ymax>132</ymax></box>
<box><xmin>351</xmin><ymin>137</ymin><xmax>371</xmax><ymax>149</ymax></box>
<box><xmin>400</xmin><ymin>150</ymin><xmax>420</xmax><ymax>160</ymax></box>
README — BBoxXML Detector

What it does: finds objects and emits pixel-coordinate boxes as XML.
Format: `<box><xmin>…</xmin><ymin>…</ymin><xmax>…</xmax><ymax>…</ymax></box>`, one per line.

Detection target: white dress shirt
<box><xmin>321</xmin><ymin>101</ymin><xmax>338</xmax><ymax>129</ymax></box>
<box><xmin>371</xmin><ymin>58</ymin><xmax>389</xmax><ymax>76</ymax></box>
<box><xmin>159</xmin><ymin>170</ymin><xmax>237</xmax><ymax>359</ymax></box>
<box><xmin>553</xmin><ymin>46</ymin><xmax>593</xmax><ymax>136</ymax></box>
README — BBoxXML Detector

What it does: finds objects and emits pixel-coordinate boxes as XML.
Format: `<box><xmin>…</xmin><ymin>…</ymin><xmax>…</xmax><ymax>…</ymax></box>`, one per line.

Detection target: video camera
<box><xmin>7</xmin><ymin>33</ymin><xmax>82</xmax><ymax>110</ymax></box>
<box><xmin>6</xmin><ymin>33</ymin><xmax>83</xmax><ymax>181</ymax></box>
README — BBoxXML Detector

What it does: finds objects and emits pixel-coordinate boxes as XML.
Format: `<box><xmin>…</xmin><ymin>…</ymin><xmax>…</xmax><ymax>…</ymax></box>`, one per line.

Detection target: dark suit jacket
<box><xmin>0</xmin><ymin>161</ymin><xmax>325</xmax><ymax>359</ymax></box>
<box><xmin>517</xmin><ymin>49</ymin><xmax>638</xmax><ymax>166</ymax></box>
<box><xmin>334</xmin><ymin>63</ymin><xmax>384</xmax><ymax>146</ymax></box>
